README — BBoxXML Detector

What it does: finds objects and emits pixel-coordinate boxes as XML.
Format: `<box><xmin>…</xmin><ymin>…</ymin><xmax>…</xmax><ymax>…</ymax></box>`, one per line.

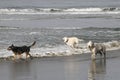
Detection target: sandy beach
<box><xmin>0</xmin><ymin>49</ymin><xmax>120</xmax><ymax>80</ymax></box>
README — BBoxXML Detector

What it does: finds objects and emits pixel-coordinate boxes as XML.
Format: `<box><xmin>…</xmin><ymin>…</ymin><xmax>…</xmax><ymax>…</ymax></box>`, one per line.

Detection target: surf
<box><xmin>0</xmin><ymin>7</ymin><xmax>120</xmax><ymax>15</ymax></box>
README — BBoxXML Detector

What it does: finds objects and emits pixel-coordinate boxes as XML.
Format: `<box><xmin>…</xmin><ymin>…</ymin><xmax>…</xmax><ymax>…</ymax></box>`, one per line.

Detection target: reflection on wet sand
<box><xmin>11</xmin><ymin>61</ymin><xmax>32</xmax><ymax>80</ymax></box>
<box><xmin>88</xmin><ymin>59</ymin><xmax>106</xmax><ymax>80</ymax></box>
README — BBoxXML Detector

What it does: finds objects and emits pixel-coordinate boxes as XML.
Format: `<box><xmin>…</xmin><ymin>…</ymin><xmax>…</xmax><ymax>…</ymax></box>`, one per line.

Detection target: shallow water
<box><xmin>0</xmin><ymin>50</ymin><xmax>120</xmax><ymax>80</ymax></box>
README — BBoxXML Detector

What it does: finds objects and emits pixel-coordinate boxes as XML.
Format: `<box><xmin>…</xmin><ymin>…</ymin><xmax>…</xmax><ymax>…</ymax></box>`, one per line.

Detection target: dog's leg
<box><xmin>18</xmin><ymin>54</ymin><xmax>22</xmax><ymax>59</ymax></box>
<box><xmin>91</xmin><ymin>53</ymin><xmax>96</xmax><ymax>60</ymax></box>
<box><xmin>101</xmin><ymin>45</ymin><xmax>106</xmax><ymax>58</ymax></box>
<box><xmin>74</xmin><ymin>44</ymin><xmax>78</xmax><ymax>49</ymax></box>
<box><xmin>26</xmin><ymin>53</ymin><xmax>28</xmax><ymax>59</ymax></box>
<box><xmin>103</xmin><ymin>51</ymin><xmax>106</xmax><ymax>58</ymax></box>
<box><xmin>70</xmin><ymin>45</ymin><xmax>76</xmax><ymax>52</ymax></box>
<box><xmin>70</xmin><ymin>44</ymin><xmax>74</xmax><ymax>49</ymax></box>
<box><xmin>26</xmin><ymin>52</ymin><xmax>33</xmax><ymax>59</ymax></box>
<box><xmin>103</xmin><ymin>48</ymin><xmax>106</xmax><ymax>58</ymax></box>
<box><xmin>14</xmin><ymin>54</ymin><xmax>17</xmax><ymax>61</ymax></box>
<box><xmin>28</xmin><ymin>53</ymin><xmax>33</xmax><ymax>59</ymax></box>
<box><xmin>73</xmin><ymin>43</ymin><xmax>76</xmax><ymax>48</ymax></box>
<box><xmin>100</xmin><ymin>50</ymin><xmax>106</xmax><ymax>59</ymax></box>
<box><xmin>98</xmin><ymin>50</ymin><xmax>103</xmax><ymax>56</ymax></box>
<box><xmin>91</xmin><ymin>48</ymin><xmax>96</xmax><ymax>60</ymax></box>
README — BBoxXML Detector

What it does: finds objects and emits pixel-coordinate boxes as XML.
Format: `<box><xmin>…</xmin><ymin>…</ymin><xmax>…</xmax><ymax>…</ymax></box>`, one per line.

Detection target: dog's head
<box><xmin>63</xmin><ymin>37</ymin><xmax>68</xmax><ymax>43</ymax></box>
<box><xmin>87</xmin><ymin>41</ymin><xmax>94</xmax><ymax>50</ymax></box>
<box><xmin>7</xmin><ymin>44</ymin><xmax>14</xmax><ymax>50</ymax></box>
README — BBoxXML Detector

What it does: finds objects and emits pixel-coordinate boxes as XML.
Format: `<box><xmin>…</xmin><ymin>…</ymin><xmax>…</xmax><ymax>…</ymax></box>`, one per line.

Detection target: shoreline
<box><xmin>1</xmin><ymin>49</ymin><xmax>120</xmax><ymax>62</ymax></box>
<box><xmin>0</xmin><ymin>49</ymin><xmax>120</xmax><ymax>80</ymax></box>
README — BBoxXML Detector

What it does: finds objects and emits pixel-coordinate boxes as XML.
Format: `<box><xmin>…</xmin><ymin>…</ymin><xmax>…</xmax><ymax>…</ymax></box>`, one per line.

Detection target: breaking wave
<box><xmin>0</xmin><ymin>7</ymin><xmax>120</xmax><ymax>14</ymax></box>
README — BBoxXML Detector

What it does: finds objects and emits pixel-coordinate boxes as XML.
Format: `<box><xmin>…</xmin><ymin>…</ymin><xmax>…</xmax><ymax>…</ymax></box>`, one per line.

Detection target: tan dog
<box><xmin>63</xmin><ymin>37</ymin><xmax>83</xmax><ymax>49</ymax></box>
<box><xmin>87</xmin><ymin>41</ymin><xmax>106</xmax><ymax>59</ymax></box>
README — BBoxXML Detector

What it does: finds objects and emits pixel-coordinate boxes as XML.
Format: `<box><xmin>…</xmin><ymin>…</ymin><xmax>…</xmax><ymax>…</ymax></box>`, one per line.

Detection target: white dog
<box><xmin>87</xmin><ymin>41</ymin><xmax>106</xmax><ymax>59</ymax></box>
<box><xmin>63</xmin><ymin>37</ymin><xmax>83</xmax><ymax>49</ymax></box>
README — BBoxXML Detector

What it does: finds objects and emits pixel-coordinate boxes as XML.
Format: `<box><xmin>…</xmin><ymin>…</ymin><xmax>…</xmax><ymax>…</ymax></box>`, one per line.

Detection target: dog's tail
<box><xmin>29</xmin><ymin>41</ymin><xmax>36</xmax><ymax>48</ymax></box>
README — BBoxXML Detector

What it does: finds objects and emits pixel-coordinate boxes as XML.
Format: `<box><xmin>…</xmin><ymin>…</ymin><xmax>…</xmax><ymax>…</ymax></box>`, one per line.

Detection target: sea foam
<box><xmin>0</xmin><ymin>40</ymin><xmax>120</xmax><ymax>58</ymax></box>
<box><xmin>0</xmin><ymin>7</ymin><xmax>120</xmax><ymax>15</ymax></box>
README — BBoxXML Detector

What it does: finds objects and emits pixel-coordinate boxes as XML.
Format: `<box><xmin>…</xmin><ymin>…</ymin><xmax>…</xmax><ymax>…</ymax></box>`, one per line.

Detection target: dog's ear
<box><xmin>11</xmin><ymin>44</ymin><xmax>14</xmax><ymax>46</ymax></box>
<box><xmin>63</xmin><ymin>37</ymin><xmax>68</xmax><ymax>42</ymax></box>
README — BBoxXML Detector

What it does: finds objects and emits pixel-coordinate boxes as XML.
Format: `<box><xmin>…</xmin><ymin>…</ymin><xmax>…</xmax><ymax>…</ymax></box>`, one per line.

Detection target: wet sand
<box><xmin>0</xmin><ymin>49</ymin><xmax>120</xmax><ymax>80</ymax></box>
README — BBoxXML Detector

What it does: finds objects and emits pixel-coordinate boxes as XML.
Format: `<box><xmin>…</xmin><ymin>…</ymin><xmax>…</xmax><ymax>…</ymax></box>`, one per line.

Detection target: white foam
<box><xmin>0</xmin><ymin>7</ymin><xmax>120</xmax><ymax>15</ymax></box>
<box><xmin>0</xmin><ymin>40</ymin><xmax>120</xmax><ymax>58</ymax></box>
<box><xmin>29</xmin><ymin>32</ymin><xmax>40</xmax><ymax>35</ymax></box>
<box><xmin>64</xmin><ymin>8</ymin><xmax>102</xmax><ymax>12</ymax></box>
<box><xmin>0</xmin><ymin>49</ymin><xmax>13</xmax><ymax>58</ymax></box>
<box><xmin>104</xmin><ymin>40</ymin><xmax>120</xmax><ymax>50</ymax></box>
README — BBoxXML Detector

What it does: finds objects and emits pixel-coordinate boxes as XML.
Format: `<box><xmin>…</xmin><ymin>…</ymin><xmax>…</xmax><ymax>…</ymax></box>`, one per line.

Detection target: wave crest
<box><xmin>104</xmin><ymin>40</ymin><xmax>120</xmax><ymax>49</ymax></box>
<box><xmin>0</xmin><ymin>7</ymin><xmax>120</xmax><ymax>14</ymax></box>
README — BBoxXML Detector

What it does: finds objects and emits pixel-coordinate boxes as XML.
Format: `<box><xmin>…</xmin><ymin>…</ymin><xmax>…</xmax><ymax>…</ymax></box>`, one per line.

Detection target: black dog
<box><xmin>7</xmin><ymin>41</ymin><xmax>36</xmax><ymax>60</ymax></box>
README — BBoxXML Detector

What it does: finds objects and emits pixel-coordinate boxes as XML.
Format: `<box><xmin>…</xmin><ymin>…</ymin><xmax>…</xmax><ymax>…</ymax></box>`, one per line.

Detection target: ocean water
<box><xmin>0</xmin><ymin>0</ymin><xmax>120</xmax><ymax>58</ymax></box>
